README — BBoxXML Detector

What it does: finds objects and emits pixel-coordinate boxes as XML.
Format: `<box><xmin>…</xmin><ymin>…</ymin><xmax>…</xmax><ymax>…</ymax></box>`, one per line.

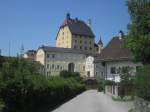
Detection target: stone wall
<box><xmin>134</xmin><ymin>97</ymin><xmax>150</xmax><ymax>112</ymax></box>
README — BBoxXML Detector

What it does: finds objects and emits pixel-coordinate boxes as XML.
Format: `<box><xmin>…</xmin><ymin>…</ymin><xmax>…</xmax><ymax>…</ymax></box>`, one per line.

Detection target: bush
<box><xmin>97</xmin><ymin>78</ymin><xmax>105</xmax><ymax>92</ymax></box>
<box><xmin>0</xmin><ymin>59</ymin><xmax>85</xmax><ymax>112</ymax></box>
<box><xmin>119</xmin><ymin>67</ymin><xmax>134</xmax><ymax>99</ymax></box>
<box><xmin>60</xmin><ymin>70</ymin><xmax>80</xmax><ymax>78</ymax></box>
<box><xmin>105</xmin><ymin>80</ymin><xmax>116</xmax><ymax>85</ymax></box>
<box><xmin>135</xmin><ymin>65</ymin><xmax>150</xmax><ymax>101</ymax></box>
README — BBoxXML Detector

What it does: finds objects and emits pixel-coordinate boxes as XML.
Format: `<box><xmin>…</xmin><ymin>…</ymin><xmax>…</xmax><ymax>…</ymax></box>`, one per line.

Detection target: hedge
<box><xmin>135</xmin><ymin>65</ymin><xmax>150</xmax><ymax>101</ymax></box>
<box><xmin>0</xmin><ymin>58</ymin><xmax>86</xmax><ymax>112</ymax></box>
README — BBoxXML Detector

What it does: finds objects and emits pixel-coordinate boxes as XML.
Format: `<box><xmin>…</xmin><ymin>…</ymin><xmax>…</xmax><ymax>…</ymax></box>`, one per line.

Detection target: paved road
<box><xmin>52</xmin><ymin>90</ymin><xmax>133</xmax><ymax>112</ymax></box>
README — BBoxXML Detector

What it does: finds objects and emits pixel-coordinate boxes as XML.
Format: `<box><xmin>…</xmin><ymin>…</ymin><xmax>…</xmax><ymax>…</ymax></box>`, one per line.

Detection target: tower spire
<box><xmin>98</xmin><ymin>35</ymin><xmax>103</xmax><ymax>46</ymax></box>
<box><xmin>66</xmin><ymin>13</ymin><xmax>70</xmax><ymax>19</ymax></box>
<box><xmin>97</xmin><ymin>35</ymin><xmax>103</xmax><ymax>54</ymax></box>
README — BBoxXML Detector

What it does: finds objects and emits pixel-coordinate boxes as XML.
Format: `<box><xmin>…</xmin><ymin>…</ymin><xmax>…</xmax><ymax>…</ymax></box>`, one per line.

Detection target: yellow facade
<box><xmin>56</xmin><ymin>26</ymin><xmax>72</xmax><ymax>48</ymax></box>
<box><xmin>56</xmin><ymin>26</ymin><xmax>95</xmax><ymax>53</ymax></box>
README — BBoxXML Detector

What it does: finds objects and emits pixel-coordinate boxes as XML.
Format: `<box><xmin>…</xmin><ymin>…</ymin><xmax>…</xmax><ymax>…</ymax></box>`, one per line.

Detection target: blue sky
<box><xmin>0</xmin><ymin>0</ymin><xmax>130</xmax><ymax>56</ymax></box>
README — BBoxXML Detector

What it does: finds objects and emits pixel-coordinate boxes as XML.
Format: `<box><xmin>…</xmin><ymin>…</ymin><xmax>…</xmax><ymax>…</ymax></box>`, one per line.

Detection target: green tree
<box><xmin>119</xmin><ymin>67</ymin><xmax>134</xmax><ymax>98</ymax></box>
<box><xmin>0</xmin><ymin>58</ymin><xmax>85</xmax><ymax>112</ymax></box>
<box><xmin>126</xmin><ymin>0</ymin><xmax>150</xmax><ymax>64</ymax></box>
<box><xmin>135</xmin><ymin>65</ymin><xmax>150</xmax><ymax>101</ymax></box>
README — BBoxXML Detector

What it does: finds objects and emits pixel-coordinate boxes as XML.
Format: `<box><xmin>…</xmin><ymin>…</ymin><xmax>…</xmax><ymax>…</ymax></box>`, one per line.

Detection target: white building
<box><xmin>36</xmin><ymin>46</ymin><xmax>95</xmax><ymax>77</ymax></box>
<box><xmin>95</xmin><ymin>33</ymin><xmax>142</xmax><ymax>96</ymax></box>
<box><xmin>95</xmin><ymin>35</ymin><xmax>142</xmax><ymax>82</ymax></box>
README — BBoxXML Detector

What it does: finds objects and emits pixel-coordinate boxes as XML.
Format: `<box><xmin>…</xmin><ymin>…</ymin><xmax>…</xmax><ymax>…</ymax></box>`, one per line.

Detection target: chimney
<box><xmin>87</xmin><ymin>19</ymin><xmax>92</xmax><ymax>28</ymax></box>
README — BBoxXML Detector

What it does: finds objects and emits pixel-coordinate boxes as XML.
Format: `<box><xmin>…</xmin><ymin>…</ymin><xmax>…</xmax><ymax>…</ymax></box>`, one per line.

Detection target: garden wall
<box><xmin>105</xmin><ymin>85</ymin><xmax>118</xmax><ymax>96</ymax></box>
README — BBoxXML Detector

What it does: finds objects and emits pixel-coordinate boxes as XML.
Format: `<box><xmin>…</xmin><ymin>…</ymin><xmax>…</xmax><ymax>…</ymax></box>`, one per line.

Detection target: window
<box><xmin>47</xmin><ymin>72</ymin><xmax>51</xmax><ymax>77</ymax></box>
<box><xmin>83</xmin><ymin>66</ymin><xmax>85</xmax><ymax>71</ymax></box>
<box><xmin>75</xmin><ymin>40</ymin><xmax>77</xmax><ymax>43</ymax></box>
<box><xmin>47</xmin><ymin>64</ymin><xmax>49</xmax><ymax>69</ymax></box>
<box><xmin>89</xmin><ymin>47</ymin><xmax>92</xmax><ymax>50</ymax></box>
<box><xmin>74</xmin><ymin>46</ymin><xmax>77</xmax><ymax>49</ymax></box>
<box><xmin>52</xmin><ymin>54</ymin><xmax>55</xmax><ymax>58</ymax></box>
<box><xmin>80</xmin><ymin>40</ymin><xmax>82</xmax><ymax>43</ymax></box>
<box><xmin>60</xmin><ymin>66</ymin><xmax>63</xmax><ymax>70</ymax></box>
<box><xmin>95</xmin><ymin>72</ymin><xmax>97</xmax><ymax>76</ymax></box>
<box><xmin>110</xmin><ymin>67</ymin><xmax>116</xmax><ymax>74</ymax></box>
<box><xmin>84</xmin><ymin>47</ymin><xmax>87</xmax><ymax>50</ymax></box>
<box><xmin>47</xmin><ymin>72</ymin><xmax>49</xmax><ymax>76</ymax></box>
<box><xmin>57</xmin><ymin>65</ymin><xmax>59</xmax><ymax>69</ymax></box>
<box><xmin>80</xmin><ymin>46</ymin><xmax>82</xmax><ymax>49</ymax></box>
<box><xmin>52</xmin><ymin>64</ymin><xmax>54</xmax><ymax>69</ymax></box>
<box><xmin>47</xmin><ymin>54</ymin><xmax>50</xmax><ymax>58</ymax></box>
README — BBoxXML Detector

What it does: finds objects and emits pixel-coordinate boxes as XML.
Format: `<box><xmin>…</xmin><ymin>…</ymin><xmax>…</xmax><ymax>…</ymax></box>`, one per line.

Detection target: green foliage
<box><xmin>119</xmin><ymin>67</ymin><xmax>134</xmax><ymax>98</ymax></box>
<box><xmin>97</xmin><ymin>78</ymin><xmax>105</xmax><ymax>92</ymax></box>
<box><xmin>112</xmin><ymin>96</ymin><xmax>133</xmax><ymax>101</ymax></box>
<box><xmin>120</xmin><ymin>67</ymin><xmax>134</xmax><ymax>86</ymax></box>
<box><xmin>126</xmin><ymin>0</ymin><xmax>150</xmax><ymax>64</ymax></box>
<box><xmin>128</xmin><ymin>108</ymin><xmax>137</xmax><ymax>112</ymax></box>
<box><xmin>60</xmin><ymin>70</ymin><xmax>80</xmax><ymax>78</ymax></box>
<box><xmin>105</xmin><ymin>80</ymin><xmax>116</xmax><ymax>85</ymax></box>
<box><xmin>59</xmin><ymin>70</ymin><xmax>82</xmax><ymax>83</ymax></box>
<box><xmin>0</xmin><ymin>59</ymin><xmax>85</xmax><ymax>112</ymax></box>
<box><xmin>135</xmin><ymin>65</ymin><xmax>150</xmax><ymax>101</ymax></box>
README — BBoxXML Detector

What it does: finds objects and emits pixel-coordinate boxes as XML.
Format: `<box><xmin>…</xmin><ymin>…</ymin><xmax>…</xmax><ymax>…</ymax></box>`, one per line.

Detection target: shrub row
<box><xmin>0</xmin><ymin>58</ymin><xmax>85</xmax><ymax>112</ymax></box>
<box><xmin>135</xmin><ymin>65</ymin><xmax>150</xmax><ymax>101</ymax></box>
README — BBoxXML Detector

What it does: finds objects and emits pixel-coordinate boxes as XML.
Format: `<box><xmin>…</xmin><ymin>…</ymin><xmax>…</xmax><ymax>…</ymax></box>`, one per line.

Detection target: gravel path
<box><xmin>52</xmin><ymin>90</ymin><xmax>133</xmax><ymax>112</ymax></box>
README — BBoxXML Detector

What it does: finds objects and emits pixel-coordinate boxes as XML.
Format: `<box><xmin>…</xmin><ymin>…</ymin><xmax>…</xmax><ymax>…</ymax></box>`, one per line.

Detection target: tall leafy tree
<box><xmin>126</xmin><ymin>0</ymin><xmax>150</xmax><ymax>64</ymax></box>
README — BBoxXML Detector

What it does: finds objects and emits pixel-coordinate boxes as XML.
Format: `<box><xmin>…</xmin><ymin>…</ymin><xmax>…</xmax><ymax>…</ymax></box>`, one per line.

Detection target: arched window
<box><xmin>68</xmin><ymin>63</ymin><xmax>75</xmax><ymax>72</ymax></box>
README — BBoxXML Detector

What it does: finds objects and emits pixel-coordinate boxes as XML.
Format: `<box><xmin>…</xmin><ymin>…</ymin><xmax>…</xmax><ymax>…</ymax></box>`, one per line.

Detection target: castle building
<box><xmin>36</xmin><ymin>46</ymin><xmax>94</xmax><ymax>77</ymax></box>
<box><xmin>25</xmin><ymin>14</ymin><xmax>142</xmax><ymax>83</ymax></box>
<box><xmin>56</xmin><ymin>13</ymin><xmax>100</xmax><ymax>54</ymax></box>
